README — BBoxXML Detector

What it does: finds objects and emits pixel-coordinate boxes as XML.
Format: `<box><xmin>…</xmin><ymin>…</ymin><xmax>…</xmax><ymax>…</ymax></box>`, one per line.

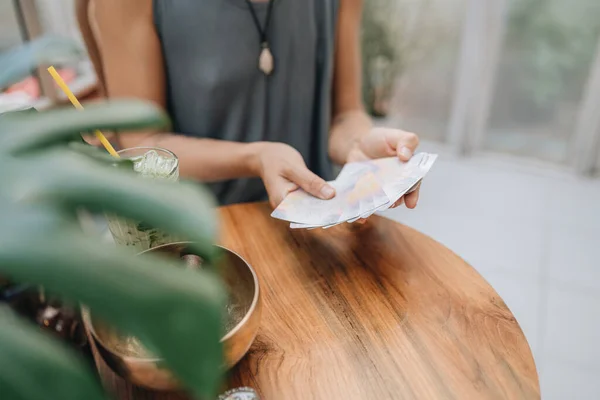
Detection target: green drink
<box><xmin>106</xmin><ymin>147</ymin><xmax>180</xmax><ymax>250</ymax></box>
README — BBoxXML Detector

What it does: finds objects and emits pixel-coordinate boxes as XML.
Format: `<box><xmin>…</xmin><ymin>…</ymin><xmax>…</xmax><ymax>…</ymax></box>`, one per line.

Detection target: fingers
<box><xmin>404</xmin><ymin>187</ymin><xmax>420</xmax><ymax>209</ymax></box>
<box><xmin>407</xmin><ymin>181</ymin><xmax>421</xmax><ymax>194</ymax></box>
<box><xmin>285</xmin><ymin>165</ymin><xmax>335</xmax><ymax>201</ymax></box>
<box><xmin>395</xmin><ymin>131</ymin><xmax>419</xmax><ymax>161</ymax></box>
<box><xmin>380</xmin><ymin>129</ymin><xmax>419</xmax><ymax>161</ymax></box>
<box><xmin>267</xmin><ymin>178</ymin><xmax>298</xmax><ymax>209</ymax></box>
<box><xmin>81</xmin><ymin>133</ymin><xmax>102</xmax><ymax>146</ymax></box>
<box><xmin>391</xmin><ymin>197</ymin><xmax>404</xmax><ymax>208</ymax></box>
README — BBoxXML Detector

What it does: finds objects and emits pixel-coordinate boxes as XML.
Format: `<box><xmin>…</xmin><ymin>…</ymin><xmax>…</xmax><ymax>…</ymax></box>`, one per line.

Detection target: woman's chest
<box><xmin>154</xmin><ymin>0</ymin><xmax>323</xmax><ymax>91</ymax></box>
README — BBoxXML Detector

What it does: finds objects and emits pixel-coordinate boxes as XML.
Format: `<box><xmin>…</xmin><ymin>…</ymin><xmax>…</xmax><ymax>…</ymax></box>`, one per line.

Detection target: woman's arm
<box><xmin>75</xmin><ymin>0</ymin><xmax>105</xmax><ymax>98</ymax></box>
<box><xmin>91</xmin><ymin>0</ymin><xmax>335</xmax><ymax>205</ymax></box>
<box><xmin>328</xmin><ymin>0</ymin><xmax>420</xmax><ymax>164</ymax></box>
<box><xmin>94</xmin><ymin>0</ymin><xmax>259</xmax><ymax>182</ymax></box>
<box><xmin>328</xmin><ymin>0</ymin><xmax>421</xmax><ymax>208</ymax></box>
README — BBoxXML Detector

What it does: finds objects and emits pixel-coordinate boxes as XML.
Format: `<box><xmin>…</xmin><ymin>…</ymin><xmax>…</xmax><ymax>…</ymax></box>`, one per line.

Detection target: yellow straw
<box><xmin>47</xmin><ymin>66</ymin><xmax>120</xmax><ymax>158</ymax></box>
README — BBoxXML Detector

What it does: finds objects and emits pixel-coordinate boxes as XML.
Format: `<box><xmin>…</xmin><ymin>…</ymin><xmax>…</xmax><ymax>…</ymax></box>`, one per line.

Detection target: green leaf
<box><xmin>0</xmin><ymin>35</ymin><xmax>82</xmax><ymax>89</ymax></box>
<box><xmin>0</xmin><ymin>306</ymin><xmax>107</xmax><ymax>400</ymax></box>
<box><xmin>67</xmin><ymin>142</ymin><xmax>134</xmax><ymax>170</ymax></box>
<box><xmin>0</xmin><ymin>144</ymin><xmax>224</xmax><ymax>396</ymax></box>
<box><xmin>136</xmin><ymin>221</ymin><xmax>155</xmax><ymax>232</ymax></box>
<box><xmin>0</xmin><ymin>201</ymin><xmax>226</xmax><ymax>398</ymax></box>
<box><xmin>1</xmin><ymin>49</ymin><xmax>225</xmax><ymax>399</ymax></box>
<box><xmin>1</xmin><ymin>100</ymin><xmax>170</xmax><ymax>155</ymax></box>
<box><xmin>3</xmin><ymin>150</ymin><xmax>218</xmax><ymax>261</ymax></box>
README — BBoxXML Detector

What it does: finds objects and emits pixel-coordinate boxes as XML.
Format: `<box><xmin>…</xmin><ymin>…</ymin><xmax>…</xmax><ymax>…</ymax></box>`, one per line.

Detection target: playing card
<box><xmin>271</xmin><ymin>188</ymin><xmax>344</xmax><ymax>226</ymax></box>
<box><xmin>336</xmin><ymin>163</ymin><xmax>391</xmax><ymax>218</ymax></box>
<box><xmin>274</xmin><ymin>153</ymin><xmax>438</xmax><ymax>229</ymax></box>
<box><xmin>346</xmin><ymin>216</ymin><xmax>363</xmax><ymax>223</ymax></box>
<box><xmin>289</xmin><ymin>221</ymin><xmax>327</xmax><ymax>229</ymax></box>
<box><xmin>336</xmin><ymin>161</ymin><xmax>371</xmax><ymax>182</ymax></box>
<box><xmin>345</xmin><ymin>153</ymin><xmax>437</xmax><ymax>211</ymax></box>
<box><xmin>271</xmin><ymin>171</ymin><xmax>386</xmax><ymax>225</ymax></box>
<box><xmin>378</xmin><ymin>153</ymin><xmax>437</xmax><ymax>206</ymax></box>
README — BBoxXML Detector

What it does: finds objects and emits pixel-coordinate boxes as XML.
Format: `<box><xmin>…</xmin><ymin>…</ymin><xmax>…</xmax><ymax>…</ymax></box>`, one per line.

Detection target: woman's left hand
<box><xmin>346</xmin><ymin>127</ymin><xmax>421</xmax><ymax>209</ymax></box>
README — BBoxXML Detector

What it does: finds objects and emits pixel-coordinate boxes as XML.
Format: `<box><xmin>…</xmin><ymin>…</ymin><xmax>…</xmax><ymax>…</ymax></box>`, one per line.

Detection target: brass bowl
<box><xmin>81</xmin><ymin>243</ymin><xmax>261</xmax><ymax>391</ymax></box>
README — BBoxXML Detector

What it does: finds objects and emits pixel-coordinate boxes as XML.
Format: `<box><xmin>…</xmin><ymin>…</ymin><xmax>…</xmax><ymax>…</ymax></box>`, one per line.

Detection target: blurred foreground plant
<box><xmin>0</xmin><ymin>37</ymin><xmax>226</xmax><ymax>400</ymax></box>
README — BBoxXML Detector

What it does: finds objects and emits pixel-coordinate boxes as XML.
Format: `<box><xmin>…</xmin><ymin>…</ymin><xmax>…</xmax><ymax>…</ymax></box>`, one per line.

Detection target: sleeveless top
<box><xmin>153</xmin><ymin>0</ymin><xmax>338</xmax><ymax>205</ymax></box>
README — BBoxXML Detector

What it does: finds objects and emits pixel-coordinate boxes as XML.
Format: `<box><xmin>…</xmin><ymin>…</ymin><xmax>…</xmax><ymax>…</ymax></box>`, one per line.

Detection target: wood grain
<box><xmin>94</xmin><ymin>202</ymin><xmax>540</xmax><ymax>400</ymax></box>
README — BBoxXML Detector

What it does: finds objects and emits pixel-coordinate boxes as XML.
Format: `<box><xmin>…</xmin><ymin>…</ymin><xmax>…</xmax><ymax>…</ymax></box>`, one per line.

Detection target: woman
<box><xmin>91</xmin><ymin>0</ymin><xmax>421</xmax><ymax>209</ymax></box>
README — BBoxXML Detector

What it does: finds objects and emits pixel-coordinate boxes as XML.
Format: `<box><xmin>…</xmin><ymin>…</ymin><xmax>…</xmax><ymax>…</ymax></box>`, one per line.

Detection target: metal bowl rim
<box><xmin>82</xmin><ymin>242</ymin><xmax>260</xmax><ymax>363</ymax></box>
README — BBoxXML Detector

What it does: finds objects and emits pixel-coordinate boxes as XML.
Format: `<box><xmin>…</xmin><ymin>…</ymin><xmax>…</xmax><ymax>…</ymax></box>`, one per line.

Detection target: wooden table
<box><xmin>96</xmin><ymin>202</ymin><xmax>540</xmax><ymax>399</ymax></box>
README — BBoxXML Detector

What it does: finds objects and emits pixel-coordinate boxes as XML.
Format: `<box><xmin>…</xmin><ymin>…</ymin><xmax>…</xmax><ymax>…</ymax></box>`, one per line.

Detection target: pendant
<box><xmin>259</xmin><ymin>42</ymin><xmax>274</xmax><ymax>75</ymax></box>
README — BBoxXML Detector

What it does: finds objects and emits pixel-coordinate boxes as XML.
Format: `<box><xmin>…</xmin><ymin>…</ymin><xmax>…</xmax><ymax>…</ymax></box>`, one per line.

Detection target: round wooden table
<box><xmin>96</xmin><ymin>202</ymin><xmax>540</xmax><ymax>399</ymax></box>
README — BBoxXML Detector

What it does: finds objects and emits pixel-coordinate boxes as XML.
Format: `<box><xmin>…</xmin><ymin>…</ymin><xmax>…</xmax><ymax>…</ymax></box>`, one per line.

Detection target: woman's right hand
<box><xmin>249</xmin><ymin>142</ymin><xmax>336</xmax><ymax>208</ymax></box>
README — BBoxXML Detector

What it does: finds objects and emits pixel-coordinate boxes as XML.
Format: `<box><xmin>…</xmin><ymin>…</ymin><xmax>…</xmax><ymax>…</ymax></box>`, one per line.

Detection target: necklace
<box><xmin>244</xmin><ymin>0</ymin><xmax>275</xmax><ymax>75</ymax></box>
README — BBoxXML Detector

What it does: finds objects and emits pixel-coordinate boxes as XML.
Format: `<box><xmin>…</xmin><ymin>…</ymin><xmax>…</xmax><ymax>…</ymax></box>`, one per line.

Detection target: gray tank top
<box><xmin>153</xmin><ymin>0</ymin><xmax>338</xmax><ymax>205</ymax></box>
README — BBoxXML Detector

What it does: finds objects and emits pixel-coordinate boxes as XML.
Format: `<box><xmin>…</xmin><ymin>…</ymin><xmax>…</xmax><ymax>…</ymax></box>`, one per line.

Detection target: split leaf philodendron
<box><xmin>0</xmin><ymin>36</ymin><xmax>226</xmax><ymax>399</ymax></box>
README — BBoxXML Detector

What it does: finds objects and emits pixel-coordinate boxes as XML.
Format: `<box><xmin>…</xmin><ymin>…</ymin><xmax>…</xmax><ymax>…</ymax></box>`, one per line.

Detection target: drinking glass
<box><xmin>106</xmin><ymin>147</ymin><xmax>180</xmax><ymax>251</ymax></box>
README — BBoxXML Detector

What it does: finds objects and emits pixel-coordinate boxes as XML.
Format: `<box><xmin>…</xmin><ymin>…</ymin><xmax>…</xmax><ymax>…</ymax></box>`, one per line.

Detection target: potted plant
<box><xmin>0</xmin><ymin>37</ymin><xmax>227</xmax><ymax>400</ymax></box>
<box><xmin>360</xmin><ymin>0</ymin><xmax>437</xmax><ymax>118</ymax></box>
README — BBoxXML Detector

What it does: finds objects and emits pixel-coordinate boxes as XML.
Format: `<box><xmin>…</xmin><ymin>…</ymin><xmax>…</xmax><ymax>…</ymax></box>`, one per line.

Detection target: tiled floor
<box><xmin>383</xmin><ymin>148</ymin><xmax>600</xmax><ymax>399</ymax></box>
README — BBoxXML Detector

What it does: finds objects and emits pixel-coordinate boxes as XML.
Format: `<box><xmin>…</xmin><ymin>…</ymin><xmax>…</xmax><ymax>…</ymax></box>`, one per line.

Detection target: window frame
<box><xmin>448</xmin><ymin>0</ymin><xmax>600</xmax><ymax>175</ymax></box>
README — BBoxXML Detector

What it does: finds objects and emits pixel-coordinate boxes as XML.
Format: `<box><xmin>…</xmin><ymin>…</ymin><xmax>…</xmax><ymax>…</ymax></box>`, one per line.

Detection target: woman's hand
<box><xmin>250</xmin><ymin>142</ymin><xmax>335</xmax><ymax>208</ymax></box>
<box><xmin>346</xmin><ymin>127</ymin><xmax>421</xmax><ymax>209</ymax></box>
